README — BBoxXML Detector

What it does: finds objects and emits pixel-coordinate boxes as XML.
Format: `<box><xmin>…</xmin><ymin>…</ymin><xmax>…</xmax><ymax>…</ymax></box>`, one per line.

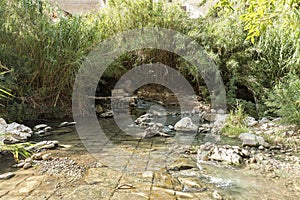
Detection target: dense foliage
<box><xmin>0</xmin><ymin>0</ymin><xmax>299</xmax><ymax>125</ymax></box>
<box><xmin>193</xmin><ymin>0</ymin><xmax>300</xmax><ymax>123</ymax></box>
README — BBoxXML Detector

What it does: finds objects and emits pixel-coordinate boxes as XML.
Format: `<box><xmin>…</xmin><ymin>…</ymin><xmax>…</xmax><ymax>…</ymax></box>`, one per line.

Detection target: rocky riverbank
<box><xmin>1</xmin><ymin>103</ymin><xmax>300</xmax><ymax>199</ymax></box>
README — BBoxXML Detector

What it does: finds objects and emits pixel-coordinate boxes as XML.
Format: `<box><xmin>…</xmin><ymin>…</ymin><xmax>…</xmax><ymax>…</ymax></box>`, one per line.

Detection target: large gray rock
<box><xmin>245</xmin><ymin>116</ymin><xmax>258</xmax><ymax>127</ymax></box>
<box><xmin>197</xmin><ymin>143</ymin><xmax>246</xmax><ymax>165</ymax></box>
<box><xmin>0</xmin><ymin>172</ymin><xmax>15</xmax><ymax>180</ymax></box>
<box><xmin>208</xmin><ymin>147</ymin><xmax>242</xmax><ymax>165</ymax></box>
<box><xmin>25</xmin><ymin>140</ymin><xmax>59</xmax><ymax>151</ymax></box>
<box><xmin>0</xmin><ymin>118</ymin><xmax>32</xmax><ymax>144</ymax></box>
<box><xmin>239</xmin><ymin>133</ymin><xmax>265</xmax><ymax>147</ymax></box>
<box><xmin>134</xmin><ymin>113</ymin><xmax>152</xmax><ymax>124</ymax></box>
<box><xmin>174</xmin><ymin>117</ymin><xmax>197</xmax><ymax>132</ymax></box>
<box><xmin>202</xmin><ymin>112</ymin><xmax>218</xmax><ymax>122</ymax></box>
<box><xmin>211</xmin><ymin>114</ymin><xmax>228</xmax><ymax>134</ymax></box>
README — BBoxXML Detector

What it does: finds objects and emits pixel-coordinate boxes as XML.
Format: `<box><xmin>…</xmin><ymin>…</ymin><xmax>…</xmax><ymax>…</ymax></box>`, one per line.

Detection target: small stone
<box><xmin>212</xmin><ymin>190</ymin><xmax>223</xmax><ymax>199</ymax></box>
<box><xmin>246</xmin><ymin>116</ymin><xmax>258</xmax><ymax>127</ymax></box>
<box><xmin>174</xmin><ymin>117</ymin><xmax>197</xmax><ymax>132</ymax></box>
<box><xmin>262</xmin><ymin>142</ymin><xmax>271</xmax><ymax>148</ymax></box>
<box><xmin>33</xmin><ymin>124</ymin><xmax>48</xmax><ymax>131</ymax></box>
<box><xmin>13</xmin><ymin>162</ymin><xmax>25</xmax><ymax>168</ymax></box>
<box><xmin>258</xmin><ymin>145</ymin><xmax>264</xmax><ymax>150</ymax></box>
<box><xmin>264</xmin><ymin>130</ymin><xmax>274</xmax><ymax>135</ymax></box>
<box><xmin>99</xmin><ymin>110</ymin><xmax>113</xmax><ymax>118</ymax></box>
<box><xmin>25</xmin><ymin>157</ymin><xmax>32</xmax><ymax>163</ymax></box>
<box><xmin>0</xmin><ymin>172</ymin><xmax>15</xmax><ymax>180</ymax></box>
<box><xmin>44</xmin><ymin>126</ymin><xmax>52</xmax><ymax>132</ymax></box>
<box><xmin>268</xmin><ymin>122</ymin><xmax>275</xmax><ymax>127</ymax></box>
<box><xmin>217</xmin><ymin>109</ymin><xmax>226</xmax><ymax>114</ymax></box>
<box><xmin>272</xmin><ymin>118</ymin><xmax>281</xmax><ymax>122</ymax></box>
<box><xmin>67</xmin><ymin>122</ymin><xmax>76</xmax><ymax>126</ymax></box>
<box><xmin>23</xmin><ymin>162</ymin><xmax>32</xmax><ymax>169</ymax></box>
<box><xmin>241</xmin><ymin>149</ymin><xmax>250</xmax><ymax>157</ymax></box>
<box><xmin>259</xmin><ymin>118</ymin><xmax>270</xmax><ymax>124</ymax></box>
<box><xmin>34</xmin><ymin>130</ymin><xmax>46</xmax><ymax>135</ymax></box>
<box><xmin>42</xmin><ymin>153</ymin><xmax>52</xmax><ymax>161</ymax></box>
<box><xmin>38</xmin><ymin>143</ymin><xmax>55</xmax><ymax>150</ymax></box>
<box><xmin>31</xmin><ymin>153</ymin><xmax>43</xmax><ymax>160</ymax></box>
<box><xmin>239</xmin><ymin>133</ymin><xmax>265</xmax><ymax>147</ymax></box>
<box><xmin>255</xmin><ymin>154</ymin><xmax>264</xmax><ymax>161</ymax></box>
<box><xmin>249</xmin><ymin>157</ymin><xmax>257</xmax><ymax>163</ymax></box>
<box><xmin>260</xmin><ymin>123</ymin><xmax>269</xmax><ymax>130</ymax></box>
<box><xmin>95</xmin><ymin>105</ymin><xmax>104</xmax><ymax>113</ymax></box>
<box><xmin>168</xmin><ymin>125</ymin><xmax>174</xmax><ymax>130</ymax></box>
<box><xmin>0</xmin><ymin>118</ymin><xmax>7</xmax><ymax>126</ymax></box>
<box><xmin>142</xmin><ymin>171</ymin><xmax>154</xmax><ymax>178</ymax></box>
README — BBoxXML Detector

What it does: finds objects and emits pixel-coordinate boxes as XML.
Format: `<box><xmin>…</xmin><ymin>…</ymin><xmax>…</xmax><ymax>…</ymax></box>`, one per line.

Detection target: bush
<box><xmin>265</xmin><ymin>74</ymin><xmax>300</xmax><ymax>125</ymax></box>
<box><xmin>191</xmin><ymin>0</ymin><xmax>300</xmax><ymax>118</ymax></box>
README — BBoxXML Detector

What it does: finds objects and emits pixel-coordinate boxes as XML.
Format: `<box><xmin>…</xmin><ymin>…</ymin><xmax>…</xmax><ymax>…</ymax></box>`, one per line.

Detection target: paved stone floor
<box><xmin>49</xmin><ymin>0</ymin><xmax>101</xmax><ymax>14</ymax></box>
<box><xmin>0</xmin><ymin>132</ymin><xmax>216</xmax><ymax>200</ymax></box>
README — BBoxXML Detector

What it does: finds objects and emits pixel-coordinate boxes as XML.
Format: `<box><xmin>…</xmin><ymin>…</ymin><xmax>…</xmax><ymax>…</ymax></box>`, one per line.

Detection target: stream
<box><xmin>1</xmin><ymin>101</ymin><xmax>300</xmax><ymax>199</ymax></box>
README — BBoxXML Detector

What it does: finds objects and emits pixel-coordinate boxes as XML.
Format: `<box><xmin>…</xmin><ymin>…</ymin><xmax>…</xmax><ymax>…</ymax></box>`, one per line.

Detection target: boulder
<box><xmin>0</xmin><ymin>118</ymin><xmax>32</xmax><ymax>144</ymax></box>
<box><xmin>197</xmin><ymin>143</ymin><xmax>249</xmax><ymax>165</ymax></box>
<box><xmin>134</xmin><ymin>113</ymin><xmax>152</xmax><ymax>124</ymax></box>
<box><xmin>202</xmin><ymin>112</ymin><xmax>218</xmax><ymax>122</ymax></box>
<box><xmin>239</xmin><ymin>133</ymin><xmax>265</xmax><ymax>147</ymax></box>
<box><xmin>210</xmin><ymin>114</ymin><xmax>228</xmax><ymax>133</ymax></box>
<box><xmin>174</xmin><ymin>117</ymin><xmax>197</xmax><ymax>132</ymax></box>
<box><xmin>208</xmin><ymin>147</ymin><xmax>242</xmax><ymax>165</ymax></box>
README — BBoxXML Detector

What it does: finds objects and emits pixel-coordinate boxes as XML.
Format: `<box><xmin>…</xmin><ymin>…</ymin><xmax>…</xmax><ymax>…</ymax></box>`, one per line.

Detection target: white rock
<box><xmin>33</xmin><ymin>124</ymin><xmax>48</xmax><ymax>131</ymax></box>
<box><xmin>212</xmin><ymin>190</ymin><xmax>223</xmax><ymax>200</ymax></box>
<box><xmin>259</xmin><ymin>118</ymin><xmax>270</xmax><ymax>124</ymax></box>
<box><xmin>174</xmin><ymin>117</ymin><xmax>197</xmax><ymax>132</ymax></box>
<box><xmin>239</xmin><ymin>133</ymin><xmax>265</xmax><ymax>147</ymax></box>
<box><xmin>0</xmin><ymin>172</ymin><xmax>15</xmax><ymax>180</ymax></box>
<box><xmin>23</xmin><ymin>162</ymin><xmax>32</xmax><ymax>169</ymax></box>
<box><xmin>42</xmin><ymin>153</ymin><xmax>52</xmax><ymax>161</ymax></box>
<box><xmin>0</xmin><ymin>118</ymin><xmax>7</xmax><ymax>126</ymax></box>
<box><xmin>245</xmin><ymin>116</ymin><xmax>258</xmax><ymax>127</ymax></box>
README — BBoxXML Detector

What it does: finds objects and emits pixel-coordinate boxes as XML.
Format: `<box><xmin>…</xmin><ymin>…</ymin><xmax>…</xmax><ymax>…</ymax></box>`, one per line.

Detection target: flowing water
<box><xmin>1</xmin><ymin>102</ymin><xmax>299</xmax><ymax>199</ymax></box>
<box><xmin>38</xmin><ymin>116</ymin><xmax>299</xmax><ymax>199</ymax></box>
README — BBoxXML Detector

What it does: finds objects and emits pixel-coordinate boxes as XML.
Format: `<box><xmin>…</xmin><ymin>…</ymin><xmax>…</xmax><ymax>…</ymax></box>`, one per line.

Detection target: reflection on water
<box><xmin>2</xmin><ymin>103</ymin><xmax>297</xmax><ymax>199</ymax></box>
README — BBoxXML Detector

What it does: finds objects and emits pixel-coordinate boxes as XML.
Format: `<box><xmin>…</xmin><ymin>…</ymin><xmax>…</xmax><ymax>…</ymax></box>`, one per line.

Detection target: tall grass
<box><xmin>0</xmin><ymin>0</ymin><xmax>195</xmax><ymax>120</ymax></box>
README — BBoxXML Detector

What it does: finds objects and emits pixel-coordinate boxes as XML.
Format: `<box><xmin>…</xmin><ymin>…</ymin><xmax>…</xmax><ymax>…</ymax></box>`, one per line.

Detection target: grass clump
<box><xmin>0</xmin><ymin>141</ymin><xmax>32</xmax><ymax>162</ymax></box>
<box><xmin>221</xmin><ymin>103</ymin><xmax>249</xmax><ymax>137</ymax></box>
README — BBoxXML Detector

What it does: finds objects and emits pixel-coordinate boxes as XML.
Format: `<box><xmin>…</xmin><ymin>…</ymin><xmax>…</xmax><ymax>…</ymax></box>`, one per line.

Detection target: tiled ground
<box><xmin>0</xmin><ymin>133</ymin><xmax>213</xmax><ymax>200</ymax></box>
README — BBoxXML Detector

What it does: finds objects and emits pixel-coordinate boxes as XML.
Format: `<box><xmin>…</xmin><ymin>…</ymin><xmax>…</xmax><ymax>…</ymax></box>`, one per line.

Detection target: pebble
<box><xmin>0</xmin><ymin>172</ymin><xmax>15</xmax><ymax>180</ymax></box>
<box><xmin>42</xmin><ymin>153</ymin><xmax>52</xmax><ymax>161</ymax></box>
<box><xmin>32</xmin><ymin>153</ymin><xmax>43</xmax><ymax>160</ymax></box>
<box><xmin>258</xmin><ymin>145</ymin><xmax>264</xmax><ymax>150</ymax></box>
<box><xmin>33</xmin><ymin>124</ymin><xmax>48</xmax><ymax>131</ymax></box>
<box><xmin>241</xmin><ymin>149</ymin><xmax>250</xmax><ymax>157</ymax></box>
<box><xmin>25</xmin><ymin>157</ymin><xmax>33</xmax><ymax>163</ymax></box>
<box><xmin>23</xmin><ymin>162</ymin><xmax>32</xmax><ymax>169</ymax></box>
<box><xmin>13</xmin><ymin>162</ymin><xmax>25</xmax><ymax>168</ymax></box>
<box><xmin>212</xmin><ymin>190</ymin><xmax>223</xmax><ymax>200</ymax></box>
<box><xmin>142</xmin><ymin>171</ymin><xmax>154</xmax><ymax>178</ymax></box>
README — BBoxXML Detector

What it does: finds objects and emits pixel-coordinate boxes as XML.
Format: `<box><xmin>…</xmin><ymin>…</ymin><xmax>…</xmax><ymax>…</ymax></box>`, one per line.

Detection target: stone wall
<box><xmin>49</xmin><ymin>0</ymin><xmax>217</xmax><ymax>17</ymax></box>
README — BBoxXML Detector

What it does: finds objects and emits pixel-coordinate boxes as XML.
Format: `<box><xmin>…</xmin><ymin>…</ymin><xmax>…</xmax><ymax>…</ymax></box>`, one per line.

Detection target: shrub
<box><xmin>265</xmin><ymin>73</ymin><xmax>300</xmax><ymax>125</ymax></box>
